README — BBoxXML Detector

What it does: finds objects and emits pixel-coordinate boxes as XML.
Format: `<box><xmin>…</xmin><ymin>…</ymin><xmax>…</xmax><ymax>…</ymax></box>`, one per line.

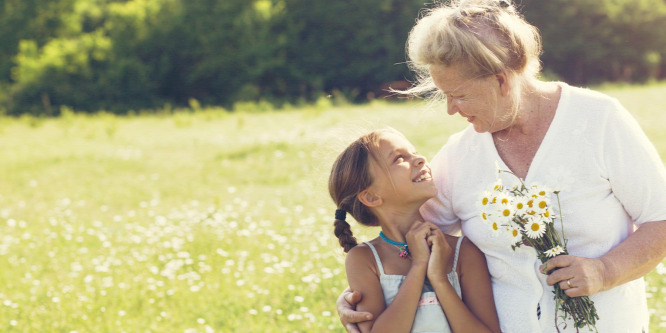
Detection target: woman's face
<box><xmin>429</xmin><ymin>64</ymin><xmax>512</xmax><ymax>133</ymax></box>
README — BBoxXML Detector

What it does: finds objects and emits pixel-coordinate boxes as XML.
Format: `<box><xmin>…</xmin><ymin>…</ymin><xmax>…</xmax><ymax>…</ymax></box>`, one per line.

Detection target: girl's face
<box><xmin>429</xmin><ymin>64</ymin><xmax>513</xmax><ymax>133</ymax></box>
<box><xmin>367</xmin><ymin>131</ymin><xmax>437</xmax><ymax>206</ymax></box>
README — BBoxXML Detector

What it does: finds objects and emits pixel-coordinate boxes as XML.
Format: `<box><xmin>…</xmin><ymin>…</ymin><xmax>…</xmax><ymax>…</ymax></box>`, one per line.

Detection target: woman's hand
<box><xmin>539</xmin><ymin>255</ymin><xmax>608</xmax><ymax>297</ymax></box>
<box><xmin>405</xmin><ymin>221</ymin><xmax>432</xmax><ymax>265</ymax></box>
<box><xmin>426</xmin><ymin>227</ymin><xmax>453</xmax><ymax>283</ymax></box>
<box><xmin>336</xmin><ymin>288</ymin><xmax>373</xmax><ymax>333</ymax></box>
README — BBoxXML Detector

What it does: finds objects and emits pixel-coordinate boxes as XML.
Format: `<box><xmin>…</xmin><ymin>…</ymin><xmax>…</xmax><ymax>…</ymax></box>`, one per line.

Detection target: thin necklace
<box><xmin>379</xmin><ymin>231</ymin><xmax>409</xmax><ymax>258</ymax></box>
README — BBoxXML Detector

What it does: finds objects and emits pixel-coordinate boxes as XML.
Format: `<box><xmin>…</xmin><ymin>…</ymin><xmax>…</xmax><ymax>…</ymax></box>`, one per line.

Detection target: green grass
<box><xmin>0</xmin><ymin>83</ymin><xmax>665</xmax><ymax>332</ymax></box>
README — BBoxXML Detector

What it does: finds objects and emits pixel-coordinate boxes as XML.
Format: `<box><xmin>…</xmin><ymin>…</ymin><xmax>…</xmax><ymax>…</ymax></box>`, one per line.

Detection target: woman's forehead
<box><xmin>429</xmin><ymin>63</ymin><xmax>480</xmax><ymax>93</ymax></box>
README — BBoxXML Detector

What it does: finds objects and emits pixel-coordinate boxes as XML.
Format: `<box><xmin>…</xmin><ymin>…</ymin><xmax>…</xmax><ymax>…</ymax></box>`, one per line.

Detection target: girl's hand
<box><xmin>405</xmin><ymin>221</ymin><xmax>432</xmax><ymax>266</ymax></box>
<box><xmin>426</xmin><ymin>227</ymin><xmax>453</xmax><ymax>283</ymax></box>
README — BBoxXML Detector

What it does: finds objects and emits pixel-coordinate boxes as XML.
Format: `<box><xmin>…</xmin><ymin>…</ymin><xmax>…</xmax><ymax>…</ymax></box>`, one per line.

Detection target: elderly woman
<box><xmin>337</xmin><ymin>0</ymin><xmax>666</xmax><ymax>332</ymax></box>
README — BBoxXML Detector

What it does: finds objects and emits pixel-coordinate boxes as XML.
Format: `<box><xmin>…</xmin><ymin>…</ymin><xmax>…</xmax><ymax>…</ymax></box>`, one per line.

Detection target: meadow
<box><xmin>1</xmin><ymin>83</ymin><xmax>665</xmax><ymax>332</ymax></box>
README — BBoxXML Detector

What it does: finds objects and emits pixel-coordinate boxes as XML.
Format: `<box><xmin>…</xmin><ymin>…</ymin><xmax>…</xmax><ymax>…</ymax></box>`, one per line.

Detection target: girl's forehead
<box><xmin>377</xmin><ymin>132</ymin><xmax>413</xmax><ymax>151</ymax></box>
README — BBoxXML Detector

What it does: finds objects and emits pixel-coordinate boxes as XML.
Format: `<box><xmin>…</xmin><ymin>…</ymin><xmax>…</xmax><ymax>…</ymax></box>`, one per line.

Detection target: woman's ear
<box><xmin>358</xmin><ymin>189</ymin><xmax>383</xmax><ymax>208</ymax></box>
<box><xmin>495</xmin><ymin>72</ymin><xmax>511</xmax><ymax>97</ymax></box>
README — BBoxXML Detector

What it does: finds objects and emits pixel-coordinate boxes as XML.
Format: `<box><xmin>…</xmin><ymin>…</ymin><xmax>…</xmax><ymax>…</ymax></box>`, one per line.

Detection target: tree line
<box><xmin>1</xmin><ymin>0</ymin><xmax>665</xmax><ymax>115</ymax></box>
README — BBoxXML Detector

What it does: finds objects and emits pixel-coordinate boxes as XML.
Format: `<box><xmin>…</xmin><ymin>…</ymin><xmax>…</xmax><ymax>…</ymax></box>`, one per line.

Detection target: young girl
<box><xmin>329</xmin><ymin>128</ymin><xmax>500</xmax><ymax>333</ymax></box>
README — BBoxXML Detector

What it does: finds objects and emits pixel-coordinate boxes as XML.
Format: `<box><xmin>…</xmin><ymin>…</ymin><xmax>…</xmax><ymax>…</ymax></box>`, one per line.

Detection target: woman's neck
<box><xmin>498</xmin><ymin>80</ymin><xmax>559</xmax><ymax>137</ymax></box>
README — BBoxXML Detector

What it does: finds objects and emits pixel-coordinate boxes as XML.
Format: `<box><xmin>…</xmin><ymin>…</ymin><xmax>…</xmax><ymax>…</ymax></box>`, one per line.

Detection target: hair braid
<box><xmin>333</xmin><ymin>218</ymin><xmax>358</xmax><ymax>253</ymax></box>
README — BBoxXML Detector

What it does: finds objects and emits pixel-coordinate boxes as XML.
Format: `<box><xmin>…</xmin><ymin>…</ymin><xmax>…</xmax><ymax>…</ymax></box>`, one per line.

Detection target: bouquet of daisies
<box><xmin>479</xmin><ymin>169</ymin><xmax>599</xmax><ymax>332</ymax></box>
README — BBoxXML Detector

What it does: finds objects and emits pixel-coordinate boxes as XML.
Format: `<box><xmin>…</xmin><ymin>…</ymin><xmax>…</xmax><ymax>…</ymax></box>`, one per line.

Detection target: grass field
<box><xmin>1</xmin><ymin>83</ymin><xmax>665</xmax><ymax>332</ymax></box>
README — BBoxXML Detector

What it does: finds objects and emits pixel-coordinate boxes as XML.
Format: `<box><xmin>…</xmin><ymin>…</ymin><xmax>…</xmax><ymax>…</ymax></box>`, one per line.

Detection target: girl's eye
<box><xmin>394</xmin><ymin>155</ymin><xmax>404</xmax><ymax>163</ymax></box>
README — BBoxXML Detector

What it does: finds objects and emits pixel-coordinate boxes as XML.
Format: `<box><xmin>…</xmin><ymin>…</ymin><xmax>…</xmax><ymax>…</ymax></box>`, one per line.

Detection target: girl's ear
<box><xmin>358</xmin><ymin>189</ymin><xmax>383</xmax><ymax>208</ymax></box>
<box><xmin>495</xmin><ymin>71</ymin><xmax>511</xmax><ymax>97</ymax></box>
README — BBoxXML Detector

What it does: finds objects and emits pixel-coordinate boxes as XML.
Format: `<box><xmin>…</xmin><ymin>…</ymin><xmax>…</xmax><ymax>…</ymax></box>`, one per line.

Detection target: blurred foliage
<box><xmin>1</xmin><ymin>0</ymin><xmax>666</xmax><ymax>115</ymax></box>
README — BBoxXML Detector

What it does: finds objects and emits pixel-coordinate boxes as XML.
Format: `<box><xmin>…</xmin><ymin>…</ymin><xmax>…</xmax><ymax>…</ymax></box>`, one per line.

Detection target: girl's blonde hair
<box><xmin>328</xmin><ymin>128</ymin><xmax>401</xmax><ymax>252</ymax></box>
<box><xmin>405</xmin><ymin>0</ymin><xmax>542</xmax><ymax>101</ymax></box>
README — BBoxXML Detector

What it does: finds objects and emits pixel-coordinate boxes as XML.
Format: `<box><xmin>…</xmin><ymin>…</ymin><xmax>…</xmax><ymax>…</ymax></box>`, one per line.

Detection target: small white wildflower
<box><xmin>544</xmin><ymin>246</ymin><xmax>565</xmax><ymax>258</ymax></box>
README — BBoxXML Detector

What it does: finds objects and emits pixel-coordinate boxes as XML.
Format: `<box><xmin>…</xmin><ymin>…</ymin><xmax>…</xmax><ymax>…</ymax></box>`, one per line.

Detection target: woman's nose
<box><xmin>446</xmin><ymin>101</ymin><xmax>457</xmax><ymax>115</ymax></box>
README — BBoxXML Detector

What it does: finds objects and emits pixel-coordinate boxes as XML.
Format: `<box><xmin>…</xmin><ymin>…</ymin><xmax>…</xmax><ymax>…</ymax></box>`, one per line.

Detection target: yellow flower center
<box><xmin>539</xmin><ymin>201</ymin><xmax>547</xmax><ymax>209</ymax></box>
<box><xmin>482</xmin><ymin>197</ymin><xmax>489</xmax><ymax>205</ymax></box>
<box><xmin>503</xmin><ymin>209</ymin><xmax>511</xmax><ymax>217</ymax></box>
<box><xmin>512</xmin><ymin>229</ymin><xmax>518</xmax><ymax>237</ymax></box>
<box><xmin>482</xmin><ymin>212</ymin><xmax>487</xmax><ymax>220</ymax></box>
<box><xmin>544</xmin><ymin>211</ymin><xmax>550</xmax><ymax>217</ymax></box>
<box><xmin>516</xmin><ymin>203</ymin><xmax>523</xmax><ymax>209</ymax></box>
<box><xmin>501</xmin><ymin>198</ymin><xmax>509</xmax><ymax>205</ymax></box>
<box><xmin>531</xmin><ymin>223</ymin><xmax>540</xmax><ymax>231</ymax></box>
<box><xmin>527</xmin><ymin>200</ymin><xmax>533</xmax><ymax>208</ymax></box>
<box><xmin>492</xmin><ymin>197</ymin><xmax>497</xmax><ymax>204</ymax></box>
<box><xmin>492</xmin><ymin>222</ymin><xmax>498</xmax><ymax>230</ymax></box>
<box><xmin>539</xmin><ymin>191</ymin><xmax>546</xmax><ymax>196</ymax></box>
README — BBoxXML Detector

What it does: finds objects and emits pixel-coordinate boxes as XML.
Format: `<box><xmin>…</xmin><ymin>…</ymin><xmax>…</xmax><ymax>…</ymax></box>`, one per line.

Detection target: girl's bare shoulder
<box><xmin>344</xmin><ymin>239</ymin><xmax>380</xmax><ymax>275</ymax></box>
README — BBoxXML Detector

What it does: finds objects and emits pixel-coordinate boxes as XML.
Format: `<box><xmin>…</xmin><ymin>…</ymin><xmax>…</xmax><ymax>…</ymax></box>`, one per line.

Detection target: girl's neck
<box><xmin>376</xmin><ymin>206</ymin><xmax>424</xmax><ymax>243</ymax></box>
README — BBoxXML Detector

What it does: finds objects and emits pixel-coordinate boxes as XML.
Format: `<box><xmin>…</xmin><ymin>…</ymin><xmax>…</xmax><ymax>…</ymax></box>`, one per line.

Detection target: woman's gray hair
<box><xmin>403</xmin><ymin>0</ymin><xmax>542</xmax><ymax>102</ymax></box>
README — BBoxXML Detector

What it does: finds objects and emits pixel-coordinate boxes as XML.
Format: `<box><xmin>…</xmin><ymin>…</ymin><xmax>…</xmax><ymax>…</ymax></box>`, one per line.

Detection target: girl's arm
<box><xmin>346</xmin><ymin>222</ymin><xmax>433</xmax><ymax>333</ymax></box>
<box><xmin>427</xmin><ymin>231</ymin><xmax>501</xmax><ymax>333</ymax></box>
<box><xmin>345</xmin><ymin>245</ymin><xmax>428</xmax><ymax>333</ymax></box>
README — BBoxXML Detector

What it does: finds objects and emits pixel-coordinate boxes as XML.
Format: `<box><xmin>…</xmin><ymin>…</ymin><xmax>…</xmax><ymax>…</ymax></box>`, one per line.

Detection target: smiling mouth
<box><xmin>413</xmin><ymin>169</ymin><xmax>433</xmax><ymax>183</ymax></box>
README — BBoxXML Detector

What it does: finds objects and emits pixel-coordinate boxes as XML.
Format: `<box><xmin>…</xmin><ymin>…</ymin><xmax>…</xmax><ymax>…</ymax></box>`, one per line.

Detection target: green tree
<box><xmin>523</xmin><ymin>0</ymin><xmax>666</xmax><ymax>84</ymax></box>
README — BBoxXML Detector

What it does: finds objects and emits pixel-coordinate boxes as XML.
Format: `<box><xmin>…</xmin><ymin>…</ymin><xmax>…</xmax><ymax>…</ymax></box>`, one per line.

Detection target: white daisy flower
<box><xmin>544</xmin><ymin>245</ymin><xmax>565</xmax><ymax>258</ymax></box>
<box><xmin>489</xmin><ymin>219</ymin><xmax>504</xmax><ymax>237</ymax></box>
<box><xmin>494</xmin><ymin>205</ymin><xmax>514</xmax><ymax>224</ymax></box>
<box><xmin>495</xmin><ymin>192</ymin><xmax>512</xmax><ymax>206</ymax></box>
<box><xmin>512</xmin><ymin>196</ymin><xmax>529</xmax><ymax>215</ymax></box>
<box><xmin>479</xmin><ymin>191</ymin><xmax>493</xmax><ymax>208</ymax></box>
<box><xmin>529</xmin><ymin>184</ymin><xmax>552</xmax><ymax>198</ymax></box>
<box><xmin>480</xmin><ymin>211</ymin><xmax>491</xmax><ymax>224</ymax></box>
<box><xmin>506</xmin><ymin>224</ymin><xmax>522</xmax><ymax>243</ymax></box>
<box><xmin>492</xmin><ymin>179</ymin><xmax>503</xmax><ymax>192</ymax></box>
<box><xmin>540</xmin><ymin>209</ymin><xmax>555</xmax><ymax>224</ymax></box>
<box><xmin>532</xmin><ymin>196</ymin><xmax>551</xmax><ymax>214</ymax></box>
<box><xmin>524</xmin><ymin>217</ymin><xmax>546</xmax><ymax>239</ymax></box>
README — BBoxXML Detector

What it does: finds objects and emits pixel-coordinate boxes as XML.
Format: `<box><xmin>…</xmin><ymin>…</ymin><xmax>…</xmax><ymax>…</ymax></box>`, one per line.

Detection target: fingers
<box><xmin>540</xmin><ymin>256</ymin><xmax>606</xmax><ymax>297</ymax></box>
<box><xmin>343</xmin><ymin>290</ymin><xmax>362</xmax><ymax>305</ymax></box>
<box><xmin>558</xmin><ymin>277</ymin><xmax>585</xmax><ymax>297</ymax></box>
<box><xmin>539</xmin><ymin>255</ymin><xmax>573</xmax><ymax>274</ymax></box>
<box><xmin>340</xmin><ymin>306</ymin><xmax>373</xmax><ymax>324</ymax></box>
<box><xmin>337</xmin><ymin>290</ymin><xmax>372</xmax><ymax>329</ymax></box>
<box><xmin>345</xmin><ymin>322</ymin><xmax>362</xmax><ymax>333</ymax></box>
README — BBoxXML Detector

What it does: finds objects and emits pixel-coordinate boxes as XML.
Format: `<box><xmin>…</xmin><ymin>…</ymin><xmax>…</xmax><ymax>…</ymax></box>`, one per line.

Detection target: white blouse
<box><xmin>421</xmin><ymin>82</ymin><xmax>666</xmax><ymax>332</ymax></box>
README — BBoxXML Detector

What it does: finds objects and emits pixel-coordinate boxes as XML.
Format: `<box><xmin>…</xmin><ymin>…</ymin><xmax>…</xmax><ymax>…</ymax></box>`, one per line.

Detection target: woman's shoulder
<box><xmin>559</xmin><ymin>82</ymin><xmax>620</xmax><ymax>110</ymax></box>
<box><xmin>431</xmin><ymin>125</ymin><xmax>482</xmax><ymax>165</ymax></box>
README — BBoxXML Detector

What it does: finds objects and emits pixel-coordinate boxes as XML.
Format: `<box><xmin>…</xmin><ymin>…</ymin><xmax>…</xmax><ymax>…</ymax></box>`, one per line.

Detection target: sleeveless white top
<box><xmin>364</xmin><ymin>236</ymin><xmax>464</xmax><ymax>333</ymax></box>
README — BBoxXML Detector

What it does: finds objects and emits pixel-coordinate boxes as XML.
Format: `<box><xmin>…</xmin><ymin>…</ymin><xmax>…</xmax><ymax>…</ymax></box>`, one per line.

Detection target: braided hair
<box><xmin>329</xmin><ymin>130</ymin><xmax>396</xmax><ymax>252</ymax></box>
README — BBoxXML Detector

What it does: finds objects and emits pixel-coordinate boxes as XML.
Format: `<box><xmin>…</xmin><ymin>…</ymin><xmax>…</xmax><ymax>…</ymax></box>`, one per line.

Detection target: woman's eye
<box><xmin>394</xmin><ymin>155</ymin><xmax>404</xmax><ymax>163</ymax></box>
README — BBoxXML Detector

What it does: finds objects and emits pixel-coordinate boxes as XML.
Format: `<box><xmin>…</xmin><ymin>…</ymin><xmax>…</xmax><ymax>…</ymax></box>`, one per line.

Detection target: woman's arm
<box><xmin>542</xmin><ymin>220</ymin><xmax>666</xmax><ymax>296</ymax></box>
<box><xmin>336</xmin><ymin>289</ymin><xmax>372</xmax><ymax>333</ymax></box>
<box><xmin>428</xmin><ymin>232</ymin><xmax>500</xmax><ymax>333</ymax></box>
